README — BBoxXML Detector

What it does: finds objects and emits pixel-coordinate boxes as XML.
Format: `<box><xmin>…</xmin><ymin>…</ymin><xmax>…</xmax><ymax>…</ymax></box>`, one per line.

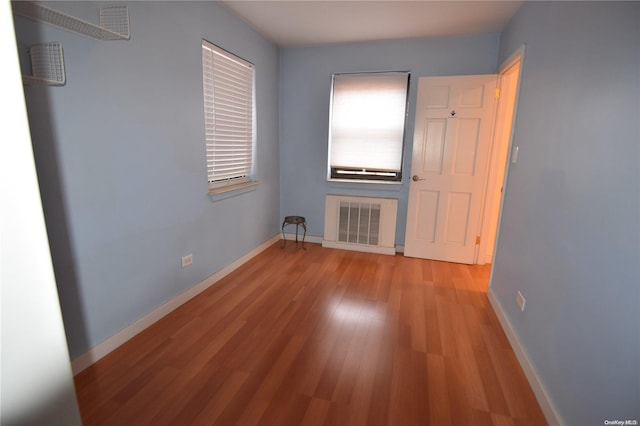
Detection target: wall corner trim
<box><xmin>71</xmin><ymin>234</ymin><xmax>281</xmax><ymax>375</ymax></box>
<box><xmin>487</xmin><ymin>288</ymin><xmax>564</xmax><ymax>426</ymax></box>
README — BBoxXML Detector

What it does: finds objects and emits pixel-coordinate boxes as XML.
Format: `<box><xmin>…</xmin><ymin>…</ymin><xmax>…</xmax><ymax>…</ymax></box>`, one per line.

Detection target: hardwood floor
<box><xmin>74</xmin><ymin>242</ymin><xmax>547</xmax><ymax>425</ymax></box>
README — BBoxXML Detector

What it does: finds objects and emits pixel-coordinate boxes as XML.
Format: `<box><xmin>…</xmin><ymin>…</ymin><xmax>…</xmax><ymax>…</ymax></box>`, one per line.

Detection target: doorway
<box><xmin>477</xmin><ymin>48</ymin><xmax>524</xmax><ymax>265</ymax></box>
<box><xmin>404</xmin><ymin>49</ymin><xmax>524</xmax><ymax>264</ymax></box>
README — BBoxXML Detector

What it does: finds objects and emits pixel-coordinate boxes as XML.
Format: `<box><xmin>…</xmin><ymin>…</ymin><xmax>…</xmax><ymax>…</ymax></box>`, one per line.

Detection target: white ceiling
<box><xmin>220</xmin><ymin>1</ymin><xmax>523</xmax><ymax>47</ymax></box>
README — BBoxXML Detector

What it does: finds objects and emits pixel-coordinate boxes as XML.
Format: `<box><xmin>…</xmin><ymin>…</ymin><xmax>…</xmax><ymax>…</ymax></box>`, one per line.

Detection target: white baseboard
<box><xmin>321</xmin><ymin>240</ymin><xmax>396</xmax><ymax>255</ymax></box>
<box><xmin>284</xmin><ymin>234</ymin><xmax>401</xmax><ymax>255</ymax></box>
<box><xmin>71</xmin><ymin>234</ymin><xmax>281</xmax><ymax>375</ymax></box>
<box><xmin>282</xmin><ymin>233</ymin><xmax>323</xmax><ymax>245</ymax></box>
<box><xmin>487</xmin><ymin>288</ymin><xmax>563</xmax><ymax>426</ymax></box>
<box><xmin>285</xmin><ymin>233</ymin><xmax>402</xmax><ymax>256</ymax></box>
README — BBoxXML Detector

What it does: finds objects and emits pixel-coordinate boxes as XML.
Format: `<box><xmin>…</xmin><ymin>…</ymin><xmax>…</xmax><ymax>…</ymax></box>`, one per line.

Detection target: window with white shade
<box><xmin>202</xmin><ymin>40</ymin><xmax>255</xmax><ymax>191</ymax></box>
<box><xmin>328</xmin><ymin>72</ymin><xmax>410</xmax><ymax>182</ymax></box>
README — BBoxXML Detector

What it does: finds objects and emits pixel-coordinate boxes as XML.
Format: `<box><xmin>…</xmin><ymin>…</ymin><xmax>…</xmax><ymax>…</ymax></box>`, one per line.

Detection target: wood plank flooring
<box><xmin>74</xmin><ymin>242</ymin><xmax>547</xmax><ymax>425</ymax></box>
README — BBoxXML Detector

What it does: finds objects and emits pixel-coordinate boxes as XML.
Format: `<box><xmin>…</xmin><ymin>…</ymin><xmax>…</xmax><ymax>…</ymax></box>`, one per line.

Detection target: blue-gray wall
<box><xmin>14</xmin><ymin>1</ymin><xmax>640</xmax><ymax>422</ymax></box>
<box><xmin>279</xmin><ymin>35</ymin><xmax>500</xmax><ymax>245</ymax></box>
<box><xmin>13</xmin><ymin>1</ymin><xmax>281</xmax><ymax>359</ymax></box>
<box><xmin>491</xmin><ymin>2</ymin><xmax>640</xmax><ymax>424</ymax></box>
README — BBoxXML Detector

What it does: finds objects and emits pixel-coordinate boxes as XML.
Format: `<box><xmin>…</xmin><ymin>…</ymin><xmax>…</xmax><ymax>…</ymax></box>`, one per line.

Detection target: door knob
<box><xmin>412</xmin><ymin>175</ymin><xmax>425</xmax><ymax>182</ymax></box>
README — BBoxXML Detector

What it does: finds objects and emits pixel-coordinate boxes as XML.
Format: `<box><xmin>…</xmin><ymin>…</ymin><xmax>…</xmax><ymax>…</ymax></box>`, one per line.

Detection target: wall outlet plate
<box><xmin>181</xmin><ymin>254</ymin><xmax>193</xmax><ymax>268</ymax></box>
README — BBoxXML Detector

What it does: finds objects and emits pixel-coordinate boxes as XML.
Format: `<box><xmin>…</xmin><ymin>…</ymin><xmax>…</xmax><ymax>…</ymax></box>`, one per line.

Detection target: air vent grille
<box><xmin>337</xmin><ymin>201</ymin><xmax>381</xmax><ymax>246</ymax></box>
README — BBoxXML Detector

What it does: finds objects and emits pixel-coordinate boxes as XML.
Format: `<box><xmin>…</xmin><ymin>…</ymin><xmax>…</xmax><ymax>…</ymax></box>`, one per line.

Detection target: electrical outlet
<box><xmin>517</xmin><ymin>291</ymin><xmax>526</xmax><ymax>312</ymax></box>
<box><xmin>181</xmin><ymin>254</ymin><xmax>193</xmax><ymax>268</ymax></box>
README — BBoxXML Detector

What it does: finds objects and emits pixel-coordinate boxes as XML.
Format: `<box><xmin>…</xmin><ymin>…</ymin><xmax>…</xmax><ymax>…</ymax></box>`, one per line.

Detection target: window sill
<box><xmin>327</xmin><ymin>178</ymin><xmax>403</xmax><ymax>186</ymax></box>
<box><xmin>208</xmin><ymin>181</ymin><xmax>260</xmax><ymax>195</ymax></box>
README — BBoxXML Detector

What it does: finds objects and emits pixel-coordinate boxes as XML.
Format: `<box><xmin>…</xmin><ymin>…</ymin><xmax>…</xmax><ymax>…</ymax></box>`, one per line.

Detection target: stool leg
<box><xmin>281</xmin><ymin>221</ymin><xmax>286</xmax><ymax>248</ymax></box>
<box><xmin>295</xmin><ymin>224</ymin><xmax>299</xmax><ymax>243</ymax></box>
<box><xmin>301</xmin><ymin>223</ymin><xmax>307</xmax><ymax>250</ymax></box>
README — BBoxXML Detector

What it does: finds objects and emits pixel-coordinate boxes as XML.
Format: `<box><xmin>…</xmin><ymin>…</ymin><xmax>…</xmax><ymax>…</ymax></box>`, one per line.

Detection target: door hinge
<box><xmin>495</xmin><ymin>88</ymin><xmax>500</xmax><ymax>98</ymax></box>
<box><xmin>475</xmin><ymin>236</ymin><xmax>481</xmax><ymax>245</ymax></box>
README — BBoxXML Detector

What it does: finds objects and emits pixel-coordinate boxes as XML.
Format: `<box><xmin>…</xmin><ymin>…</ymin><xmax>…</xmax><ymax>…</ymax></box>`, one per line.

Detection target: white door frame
<box><xmin>479</xmin><ymin>45</ymin><xmax>526</xmax><ymax>265</ymax></box>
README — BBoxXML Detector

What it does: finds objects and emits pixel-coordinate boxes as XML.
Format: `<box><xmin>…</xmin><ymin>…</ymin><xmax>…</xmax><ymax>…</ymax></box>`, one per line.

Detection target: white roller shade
<box><xmin>329</xmin><ymin>72</ymin><xmax>409</xmax><ymax>179</ymax></box>
<box><xmin>202</xmin><ymin>40</ymin><xmax>255</xmax><ymax>187</ymax></box>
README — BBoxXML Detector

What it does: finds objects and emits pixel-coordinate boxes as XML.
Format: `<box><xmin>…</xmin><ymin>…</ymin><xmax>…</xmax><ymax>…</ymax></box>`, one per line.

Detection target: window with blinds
<box><xmin>202</xmin><ymin>40</ymin><xmax>255</xmax><ymax>190</ymax></box>
<box><xmin>328</xmin><ymin>72</ymin><xmax>410</xmax><ymax>182</ymax></box>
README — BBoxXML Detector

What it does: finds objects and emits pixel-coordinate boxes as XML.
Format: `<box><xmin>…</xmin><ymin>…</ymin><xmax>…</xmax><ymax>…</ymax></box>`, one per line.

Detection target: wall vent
<box><xmin>323</xmin><ymin>195</ymin><xmax>397</xmax><ymax>255</ymax></box>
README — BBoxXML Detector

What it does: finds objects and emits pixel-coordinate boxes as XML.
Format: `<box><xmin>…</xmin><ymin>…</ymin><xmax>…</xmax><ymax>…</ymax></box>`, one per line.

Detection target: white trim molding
<box><xmin>282</xmin><ymin>233</ymin><xmax>399</xmax><ymax>254</ymax></box>
<box><xmin>321</xmin><ymin>240</ymin><xmax>396</xmax><ymax>255</ymax></box>
<box><xmin>282</xmin><ymin>233</ymin><xmax>323</xmax><ymax>246</ymax></box>
<box><xmin>487</xmin><ymin>288</ymin><xmax>564</xmax><ymax>426</ymax></box>
<box><xmin>71</xmin><ymin>234</ymin><xmax>281</xmax><ymax>375</ymax></box>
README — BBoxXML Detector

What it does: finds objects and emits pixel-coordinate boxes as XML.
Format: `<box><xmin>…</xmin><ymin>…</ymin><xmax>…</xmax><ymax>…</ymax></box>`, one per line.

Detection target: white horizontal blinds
<box><xmin>330</xmin><ymin>72</ymin><xmax>409</xmax><ymax>174</ymax></box>
<box><xmin>202</xmin><ymin>40</ymin><xmax>254</xmax><ymax>187</ymax></box>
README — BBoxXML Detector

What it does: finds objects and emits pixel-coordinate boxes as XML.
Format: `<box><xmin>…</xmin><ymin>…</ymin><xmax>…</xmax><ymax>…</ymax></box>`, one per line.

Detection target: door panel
<box><xmin>453</xmin><ymin>118</ymin><xmax>481</xmax><ymax>175</ymax></box>
<box><xmin>404</xmin><ymin>75</ymin><xmax>497</xmax><ymax>264</ymax></box>
<box><xmin>422</xmin><ymin>119</ymin><xmax>446</xmax><ymax>174</ymax></box>
<box><xmin>415</xmin><ymin>190</ymin><xmax>439</xmax><ymax>242</ymax></box>
<box><xmin>425</xmin><ymin>85</ymin><xmax>451</xmax><ymax>107</ymax></box>
<box><xmin>444</xmin><ymin>192</ymin><xmax>471</xmax><ymax>244</ymax></box>
<box><xmin>460</xmin><ymin>84</ymin><xmax>486</xmax><ymax>107</ymax></box>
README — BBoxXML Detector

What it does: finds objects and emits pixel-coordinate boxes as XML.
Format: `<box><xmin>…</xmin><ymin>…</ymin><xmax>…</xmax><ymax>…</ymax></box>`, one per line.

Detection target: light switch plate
<box><xmin>517</xmin><ymin>290</ymin><xmax>526</xmax><ymax>312</ymax></box>
<box><xmin>511</xmin><ymin>146</ymin><xmax>519</xmax><ymax>164</ymax></box>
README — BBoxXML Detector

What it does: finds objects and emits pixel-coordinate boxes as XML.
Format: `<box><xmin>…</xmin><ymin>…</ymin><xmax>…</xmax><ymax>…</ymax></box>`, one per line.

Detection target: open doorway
<box><xmin>477</xmin><ymin>47</ymin><xmax>525</xmax><ymax>265</ymax></box>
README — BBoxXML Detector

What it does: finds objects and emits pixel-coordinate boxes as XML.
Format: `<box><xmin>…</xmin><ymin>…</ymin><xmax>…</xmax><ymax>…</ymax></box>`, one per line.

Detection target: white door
<box><xmin>404</xmin><ymin>75</ymin><xmax>497</xmax><ymax>264</ymax></box>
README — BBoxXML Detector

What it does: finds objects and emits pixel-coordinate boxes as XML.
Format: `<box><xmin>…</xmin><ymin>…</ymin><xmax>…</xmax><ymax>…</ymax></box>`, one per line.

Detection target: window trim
<box><xmin>327</xmin><ymin>71</ymin><xmax>410</xmax><ymax>184</ymax></box>
<box><xmin>202</xmin><ymin>39</ymin><xmax>256</xmax><ymax>192</ymax></box>
<box><xmin>208</xmin><ymin>180</ymin><xmax>260</xmax><ymax>196</ymax></box>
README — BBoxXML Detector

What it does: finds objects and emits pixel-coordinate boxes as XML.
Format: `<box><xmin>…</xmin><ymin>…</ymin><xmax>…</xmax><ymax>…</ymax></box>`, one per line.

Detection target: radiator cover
<box><xmin>323</xmin><ymin>195</ymin><xmax>398</xmax><ymax>255</ymax></box>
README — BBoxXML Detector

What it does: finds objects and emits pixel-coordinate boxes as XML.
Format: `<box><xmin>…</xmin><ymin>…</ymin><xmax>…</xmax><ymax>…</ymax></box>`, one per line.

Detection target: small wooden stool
<box><xmin>281</xmin><ymin>216</ymin><xmax>306</xmax><ymax>249</ymax></box>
